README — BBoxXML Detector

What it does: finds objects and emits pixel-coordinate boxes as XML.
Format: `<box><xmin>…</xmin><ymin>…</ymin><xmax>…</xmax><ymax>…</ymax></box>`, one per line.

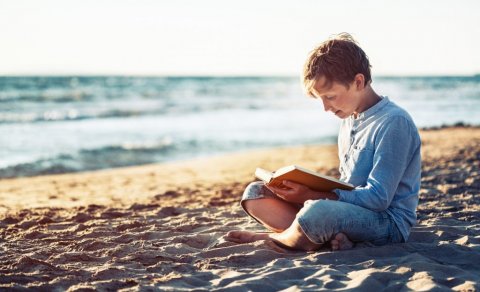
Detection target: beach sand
<box><xmin>1</xmin><ymin>126</ymin><xmax>479</xmax><ymax>291</ymax></box>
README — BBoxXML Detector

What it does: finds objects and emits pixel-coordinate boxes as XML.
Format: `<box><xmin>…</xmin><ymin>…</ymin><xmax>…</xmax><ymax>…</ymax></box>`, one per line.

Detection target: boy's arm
<box><xmin>333</xmin><ymin>116</ymin><xmax>421</xmax><ymax>212</ymax></box>
<box><xmin>267</xmin><ymin>180</ymin><xmax>338</xmax><ymax>204</ymax></box>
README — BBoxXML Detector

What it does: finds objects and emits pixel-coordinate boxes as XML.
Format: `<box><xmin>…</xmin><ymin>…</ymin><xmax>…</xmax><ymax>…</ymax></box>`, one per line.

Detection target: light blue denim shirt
<box><xmin>333</xmin><ymin>96</ymin><xmax>421</xmax><ymax>241</ymax></box>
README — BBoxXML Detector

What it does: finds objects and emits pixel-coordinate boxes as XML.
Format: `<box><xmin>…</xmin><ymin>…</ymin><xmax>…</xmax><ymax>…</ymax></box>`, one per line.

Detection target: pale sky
<box><xmin>1</xmin><ymin>0</ymin><xmax>479</xmax><ymax>76</ymax></box>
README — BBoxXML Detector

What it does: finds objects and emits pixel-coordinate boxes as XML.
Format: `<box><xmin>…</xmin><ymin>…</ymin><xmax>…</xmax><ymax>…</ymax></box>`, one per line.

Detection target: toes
<box><xmin>333</xmin><ymin>233</ymin><xmax>354</xmax><ymax>250</ymax></box>
<box><xmin>342</xmin><ymin>239</ymin><xmax>354</xmax><ymax>250</ymax></box>
<box><xmin>224</xmin><ymin>231</ymin><xmax>243</xmax><ymax>243</ymax></box>
<box><xmin>224</xmin><ymin>231</ymin><xmax>257</xmax><ymax>243</ymax></box>
<box><xmin>225</xmin><ymin>231</ymin><xmax>272</xmax><ymax>244</ymax></box>
<box><xmin>330</xmin><ymin>239</ymin><xmax>339</xmax><ymax>250</ymax></box>
<box><xmin>226</xmin><ymin>231</ymin><xmax>240</xmax><ymax>238</ymax></box>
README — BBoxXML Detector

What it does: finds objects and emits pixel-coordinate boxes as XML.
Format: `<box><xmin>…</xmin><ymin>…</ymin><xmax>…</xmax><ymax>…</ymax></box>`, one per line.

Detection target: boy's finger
<box><xmin>266</xmin><ymin>186</ymin><xmax>285</xmax><ymax>196</ymax></box>
<box><xmin>282</xmin><ymin>180</ymin><xmax>299</xmax><ymax>187</ymax></box>
<box><xmin>266</xmin><ymin>185</ymin><xmax>279</xmax><ymax>192</ymax></box>
<box><xmin>271</xmin><ymin>187</ymin><xmax>285</xmax><ymax>195</ymax></box>
<box><xmin>279</xmin><ymin>188</ymin><xmax>296</xmax><ymax>197</ymax></box>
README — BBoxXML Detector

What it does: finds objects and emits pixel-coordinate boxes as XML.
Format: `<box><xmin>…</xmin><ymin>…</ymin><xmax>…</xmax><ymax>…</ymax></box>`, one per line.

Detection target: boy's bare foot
<box><xmin>330</xmin><ymin>233</ymin><xmax>354</xmax><ymax>250</ymax></box>
<box><xmin>224</xmin><ymin>230</ymin><xmax>270</xmax><ymax>243</ymax></box>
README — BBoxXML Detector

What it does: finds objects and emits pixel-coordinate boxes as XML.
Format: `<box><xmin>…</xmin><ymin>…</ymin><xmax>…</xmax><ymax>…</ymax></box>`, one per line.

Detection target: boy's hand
<box><xmin>266</xmin><ymin>180</ymin><xmax>338</xmax><ymax>204</ymax></box>
<box><xmin>266</xmin><ymin>180</ymin><xmax>315</xmax><ymax>204</ymax></box>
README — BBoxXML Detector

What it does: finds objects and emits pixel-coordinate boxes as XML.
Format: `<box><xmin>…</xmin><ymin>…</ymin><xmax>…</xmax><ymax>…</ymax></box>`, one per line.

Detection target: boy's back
<box><xmin>336</xmin><ymin>96</ymin><xmax>421</xmax><ymax>241</ymax></box>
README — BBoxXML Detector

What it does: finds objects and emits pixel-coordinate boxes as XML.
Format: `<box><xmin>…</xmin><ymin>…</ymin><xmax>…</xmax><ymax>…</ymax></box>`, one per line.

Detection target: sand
<box><xmin>0</xmin><ymin>126</ymin><xmax>479</xmax><ymax>291</ymax></box>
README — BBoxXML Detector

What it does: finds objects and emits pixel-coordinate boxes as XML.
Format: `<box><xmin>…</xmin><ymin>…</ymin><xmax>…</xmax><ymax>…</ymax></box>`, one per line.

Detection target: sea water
<box><xmin>1</xmin><ymin>76</ymin><xmax>479</xmax><ymax>178</ymax></box>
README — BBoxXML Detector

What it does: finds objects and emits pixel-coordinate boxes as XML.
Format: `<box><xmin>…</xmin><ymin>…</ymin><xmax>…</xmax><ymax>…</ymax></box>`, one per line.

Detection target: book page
<box><xmin>254</xmin><ymin>168</ymin><xmax>273</xmax><ymax>183</ymax></box>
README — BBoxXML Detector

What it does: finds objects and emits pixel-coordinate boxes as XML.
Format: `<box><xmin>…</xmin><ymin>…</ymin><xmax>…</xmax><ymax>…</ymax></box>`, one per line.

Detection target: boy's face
<box><xmin>311</xmin><ymin>76</ymin><xmax>362</xmax><ymax>119</ymax></box>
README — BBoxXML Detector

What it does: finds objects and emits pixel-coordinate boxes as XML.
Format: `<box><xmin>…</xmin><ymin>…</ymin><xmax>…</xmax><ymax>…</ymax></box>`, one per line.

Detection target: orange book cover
<box><xmin>255</xmin><ymin>165</ymin><xmax>354</xmax><ymax>192</ymax></box>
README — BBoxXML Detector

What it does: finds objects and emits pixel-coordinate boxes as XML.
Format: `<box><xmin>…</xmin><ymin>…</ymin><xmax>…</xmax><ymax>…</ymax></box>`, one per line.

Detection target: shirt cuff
<box><xmin>333</xmin><ymin>188</ymin><xmax>351</xmax><ymax>203</ymax></box>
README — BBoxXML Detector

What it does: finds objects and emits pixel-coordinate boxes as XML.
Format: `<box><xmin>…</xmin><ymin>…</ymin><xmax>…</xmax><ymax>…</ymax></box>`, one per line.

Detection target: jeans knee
<box><xmin>301</xmin><ymin>199</ymin><xmax>339</xmax><ymax>219</ymax></box>
<box><xmin>242</xmin><ymin>181</ymin><xmax>266</xmax><ymax>201</ymax></box>
<box><xmin>247</xmin><ymin>181</ymin><xmax>265</xmax><ymax>189</ymax></box>
<box><xmin>296</xmin><ymin>200</ymin><xmax>347</xmax><ymax>243</ymax></box>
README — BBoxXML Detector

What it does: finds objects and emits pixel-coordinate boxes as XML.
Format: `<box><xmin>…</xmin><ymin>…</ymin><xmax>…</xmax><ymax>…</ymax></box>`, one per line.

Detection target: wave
<box><xmin>0</xmin><ymin>108</ymin><xmax>170</xmax><ymax>124</ymax></box>
<box><xmin>0</xmin><ymin>76</ymin><xmax>297</xmax><ymax>103</ymax></box>
<box><xmin>0</xmin><ymin>135</ymin><xmax>335</xmax><ymax>179</ymax></box>
<box><xmin>0</xmin><ymin>140</ymin><xmax>175</xmax><ymax>179</ymax></box>
<box><xmin>0</xmin><ymin>99</ymin><xmax>283</xmax><ymax>124</ymax></box>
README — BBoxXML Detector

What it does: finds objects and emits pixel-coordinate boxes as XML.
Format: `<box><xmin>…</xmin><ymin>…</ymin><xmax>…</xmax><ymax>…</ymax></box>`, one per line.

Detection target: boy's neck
<box><xmin>353</xmin><ymin>87</ymin><xmax>381</xmax><ymax>118</ymax></box>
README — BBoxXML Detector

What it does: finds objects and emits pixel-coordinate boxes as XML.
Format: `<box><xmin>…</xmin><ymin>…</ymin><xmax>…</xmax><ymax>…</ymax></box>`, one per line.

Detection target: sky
<box><xmin>1</xmin><ymin>0</ymin><xmax>479</xmax><ymax>76</ymax></box>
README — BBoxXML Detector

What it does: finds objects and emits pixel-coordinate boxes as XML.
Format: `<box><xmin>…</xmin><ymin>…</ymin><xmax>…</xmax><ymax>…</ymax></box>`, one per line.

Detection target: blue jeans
<box><xmin>241</xmin><ymin>182</ymin><xmax>403</xmax><ymax>246</ymax></box>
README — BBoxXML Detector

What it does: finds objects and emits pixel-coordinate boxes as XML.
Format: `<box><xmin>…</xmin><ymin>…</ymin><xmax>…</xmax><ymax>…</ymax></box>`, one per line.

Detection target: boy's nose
<box><xmin>322</xmin><ymin>100</ymin><xmax>331</xmax><ymax>112</ymax></box>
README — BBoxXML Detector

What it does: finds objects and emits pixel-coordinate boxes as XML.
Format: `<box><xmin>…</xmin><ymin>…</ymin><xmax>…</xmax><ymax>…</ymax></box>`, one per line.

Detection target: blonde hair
<box><xmin>302</xmin><ymin>33</ymin><xmax>372</xmax><ymax>97</ymax></box>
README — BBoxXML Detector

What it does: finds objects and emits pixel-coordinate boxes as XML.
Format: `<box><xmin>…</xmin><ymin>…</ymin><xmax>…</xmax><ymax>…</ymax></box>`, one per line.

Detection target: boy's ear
<box><xmin>354</xmin><ymin>73</ymin><xmax>365</xmax><ymax>90</ymax></box>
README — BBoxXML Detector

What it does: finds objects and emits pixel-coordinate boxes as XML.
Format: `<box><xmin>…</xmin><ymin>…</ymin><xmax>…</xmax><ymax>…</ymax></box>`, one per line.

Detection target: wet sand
<box><xmin>1</xmin><ymin>126</ymin><xmax>479</xmax><ymax>291</ymax></box>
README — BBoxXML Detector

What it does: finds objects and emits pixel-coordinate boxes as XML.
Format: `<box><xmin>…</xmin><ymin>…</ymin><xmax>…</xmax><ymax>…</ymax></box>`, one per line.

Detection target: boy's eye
<box><xmin>326</xmin><ymin>96</ymin><xmax>334</xmax><ymax>100</ymax></box>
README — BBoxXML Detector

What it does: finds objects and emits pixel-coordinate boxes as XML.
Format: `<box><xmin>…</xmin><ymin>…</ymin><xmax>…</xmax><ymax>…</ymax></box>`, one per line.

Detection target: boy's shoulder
<box><xmin>382</xmin><ymin>97</ymin><xmax>416</xmax><ymax>125</ymax></box>
<box><xmin>380</xmin><ymin>98</ymin><xmax>420</xmax><ymax>139</ymax></box>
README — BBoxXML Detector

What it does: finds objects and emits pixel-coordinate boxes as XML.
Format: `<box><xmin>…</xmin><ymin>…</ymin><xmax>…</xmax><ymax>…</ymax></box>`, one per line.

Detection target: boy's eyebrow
<box><xmin>312</xmin><ymin>83</ymin><xmax>333</xmax><ymax>98</ymax></box>
<box><xmin>312</xmin><ymin>90</ymin><xmax>331</xmax><ymax>98</ymax></box>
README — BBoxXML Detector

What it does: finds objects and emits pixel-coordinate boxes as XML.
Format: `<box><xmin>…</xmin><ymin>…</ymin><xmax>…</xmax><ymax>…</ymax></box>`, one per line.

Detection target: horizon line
<box><xmin>1</xmin><ymin>73</ymin><xmax>479</xmax><ymax>78</ymax></box>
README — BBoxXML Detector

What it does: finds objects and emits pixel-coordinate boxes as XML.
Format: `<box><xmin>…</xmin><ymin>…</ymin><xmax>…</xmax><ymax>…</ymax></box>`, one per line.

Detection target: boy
<box><xmin>225</xmin><ymin>33</ymin><xmax>421</xmax><ymax>251</ymax></box>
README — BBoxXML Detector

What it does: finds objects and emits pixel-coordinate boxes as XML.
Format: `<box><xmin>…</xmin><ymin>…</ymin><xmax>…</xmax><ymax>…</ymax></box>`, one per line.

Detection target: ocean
<box><xmin>1</xmin><ymin>76</ymin><xmax>479</xmax><ymax>178</ymax></box>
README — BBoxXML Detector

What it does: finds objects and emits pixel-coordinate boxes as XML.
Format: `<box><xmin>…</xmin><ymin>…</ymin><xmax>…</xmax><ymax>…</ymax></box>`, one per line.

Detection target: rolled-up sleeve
<box><xmin>334</xmin><ymin>116</ymin><xmax>420</xmax><ymax>212</ymax></box>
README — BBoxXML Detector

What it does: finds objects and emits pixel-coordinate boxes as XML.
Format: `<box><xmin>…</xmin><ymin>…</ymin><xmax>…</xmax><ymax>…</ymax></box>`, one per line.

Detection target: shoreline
<box><xmin>0</xmin><ymin>125</ymin><xmax>479</xmax><ymax>290</ymax></box>
<box><xmin>1</xmin><ymin>123</ymin><xmax>479</xmax><ymax>181</ymax></box>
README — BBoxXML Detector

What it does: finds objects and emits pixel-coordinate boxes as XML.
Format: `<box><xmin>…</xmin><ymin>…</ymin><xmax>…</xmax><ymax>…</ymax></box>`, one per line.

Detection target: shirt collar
<box><xmin>354</xmin><ymin>96</ymin><xmax>389</xmax><ymax>121</ymax></box>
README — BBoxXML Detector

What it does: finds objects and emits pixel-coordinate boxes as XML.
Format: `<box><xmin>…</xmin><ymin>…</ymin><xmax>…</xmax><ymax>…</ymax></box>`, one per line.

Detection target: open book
<box><xmin>255</xmin><ymin>165</ymin><xmax>354</xmax><ymax>192</ymax></box>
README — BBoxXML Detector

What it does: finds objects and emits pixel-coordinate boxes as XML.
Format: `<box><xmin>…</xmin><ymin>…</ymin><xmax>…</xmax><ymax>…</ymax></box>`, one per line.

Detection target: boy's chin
<box><xmin>334</xmin><ymin>111</ymin><xmax>348</xmax><ymax>119</ymax></box>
